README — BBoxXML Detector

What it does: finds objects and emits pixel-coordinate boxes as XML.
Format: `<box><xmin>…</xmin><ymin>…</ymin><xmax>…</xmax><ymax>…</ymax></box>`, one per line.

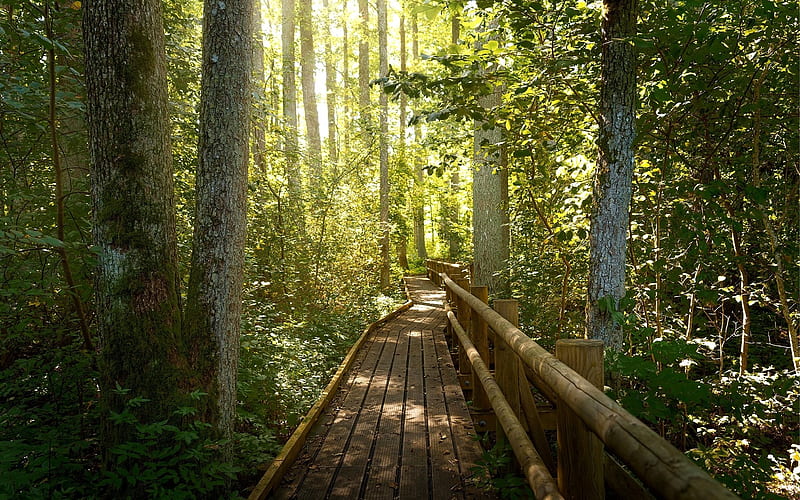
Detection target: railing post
<box><xmin>556</xmin><ymin>339</ymin><xmax>604</xmax><ymax>500</ymax></box>
<box><xmin>493</xmin><ymin>300</ymin><xmax>521</xmax><ymax>445</ymax></box>
<box><xmin>470</xmin><ymin>285</ymin><xmax>490</xmax><ymax>410</ymax></box>
<box><xmin>455</xmin><ymin>278</ymin><xmax>472</xmax><ymax>379</ymax></box>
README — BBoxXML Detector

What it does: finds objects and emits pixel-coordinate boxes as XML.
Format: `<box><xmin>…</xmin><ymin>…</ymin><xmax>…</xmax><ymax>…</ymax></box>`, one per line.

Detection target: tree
<box><xmin>184</xmin><ymin>0</ymin><xmax>253</xmax><ymax>441</ymax></box>
<box><xmin>378</xmin><ymin>0</ymin><xmax>390</xmax><ymax>288</ymax></box>
<box><xmin>410</xmin><ymin>10</ymin><xmax>427</xmax><ymax>261</ymax></box>
<box><xmin>585</xmin><ymin>0</ymin><xmax>638</xmax><ymax>351</ymax></box>
<box><xmin>281</xmin><ymin>0</ymin><xmax>299</xmax><ymax>190</ymax></box>
<box><xmin>357</xmin><ymin>0</ymin><xmax>370</xmax><ymax>124</ymax></box>
<box><xmin>472</xmin><ymin>18</ymin><xmax>508</xmax><ymax>297</ymax></box>
<box><xmin>323</xmin><ymin>0</ymin><xmax>338</xmax><ymax>163</ymax></box>
<box><xmin>45</xmin><ymin>2</ymin><xmax>91</xmax><ymax>352</ymax></box>
<box><xmin>298</xmin><ymin>0</ymin><xmax>322</xmax><ymax>173</ymax></box>
<box><xmin>252</xmin><ymin>0</ymin><xmax>268</xmax><ymax>174</ymax></box>
<box><xmin>84</xmin><ymin>0</ymin><xmax>186</xmax><ymax>456</ymax></box>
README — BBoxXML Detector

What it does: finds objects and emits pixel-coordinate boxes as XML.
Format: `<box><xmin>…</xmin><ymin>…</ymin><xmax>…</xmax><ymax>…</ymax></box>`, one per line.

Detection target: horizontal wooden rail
<box><xmin>439</xmin><ymin>272</ymin><xmax>738</xmax><ymax>500</ymax></box>
<box><xmin>425</xmin><ymin>259</ymin><xmax>469</xmax><ymax>286</ymax></box>
<box><xmin>447</xmin><ymin>309</ymin><xmax>563</xmax><ymax>500</ymax></box>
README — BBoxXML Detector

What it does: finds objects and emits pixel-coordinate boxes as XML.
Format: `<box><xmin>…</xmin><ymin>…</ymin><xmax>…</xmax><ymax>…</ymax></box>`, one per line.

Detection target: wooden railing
<box><xmin>425</xmin><ymin>258</ymin><xmax>471</xmax><ymax>286</ymax></box>
<box><xmin>426</xmin><ymin>261</ymin><xmax>739</xmax><ymax>500</ymax></box>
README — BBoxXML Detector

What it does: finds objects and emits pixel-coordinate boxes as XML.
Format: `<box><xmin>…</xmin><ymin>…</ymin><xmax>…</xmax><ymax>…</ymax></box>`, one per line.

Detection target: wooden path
<box><xmin>270</xmin><ymin>277</ymin><xmax>492</xmax><ymax>499</ymax></box>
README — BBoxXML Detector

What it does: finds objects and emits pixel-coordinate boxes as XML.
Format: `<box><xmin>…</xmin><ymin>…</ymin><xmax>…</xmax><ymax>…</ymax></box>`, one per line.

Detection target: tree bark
<box><xmin>282</xmin><ymin>0</ymin><xmax>300</xmax><ymax>191</ymax></box>
<box><xmin>585</xmin><ymin>0</ymin><xmax>638</xmax><ymax>351</ymax></box>
<box><xmin>46</xmin><ymin>2</ymin><xmax>91</xmax><ymax>351</ymax></box>
<box><xmin>342</xmin><ymin>0</ymin><xmax>350</xmax><ymax>146</ymax></box>
<box><xmin>84</xmin><ymin>0</ymin><xmax>185</xmax><ymax>458</ymax></box>
<box><xmin>357</xmin><ymin>0</ymin><xmax>370</xmax><ymax>125</ymax></box>
<box><xmin>411</xmin><ymin>11</ymin><xmax>426</xmax><ymax>261</ymax></box>
<box><xmin>323</xmin><ymin>0</ymin><xmax>337</xmax><ymax>163</ymax></box>
<box><xmin>378</xmin><ymin>0</ymin><xmax>390</xmax><ymax>289</ymax></box>
<box><xmin>253</xmin><ymin>0</ymin><xmax>267</xmax><ymax>174</ymax></box>
<box><xmin>473</xmin><ymin>18</ymin><xmax>508</xmax><ymax>296</ymax></box>
<box><xmin>298</xmin><ymin>0</ymin><xmax>321</xmax><ymax>174</ymax></box>
<box><xmin>185</xmin><ymin>0</ymin><xmax>252</xmax><ymax>441</ymax></box>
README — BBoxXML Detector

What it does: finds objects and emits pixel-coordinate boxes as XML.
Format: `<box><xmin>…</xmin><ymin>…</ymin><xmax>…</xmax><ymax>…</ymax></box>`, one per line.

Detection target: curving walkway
<box><xmin>270</xmin><ymin>276</ymin><xmax>492</xmax><ymax>499</ymax></box>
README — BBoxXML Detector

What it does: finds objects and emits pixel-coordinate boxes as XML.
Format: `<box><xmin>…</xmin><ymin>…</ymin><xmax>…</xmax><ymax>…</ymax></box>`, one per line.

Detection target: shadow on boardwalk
<box><xmin>271</xmin><ymin>277</ymin><xmax>493</xmax><ymax>500</ymax></box>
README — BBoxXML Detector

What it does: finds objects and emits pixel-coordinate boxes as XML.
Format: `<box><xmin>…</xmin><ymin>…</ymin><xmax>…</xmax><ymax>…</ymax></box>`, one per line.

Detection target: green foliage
<box><xmin>100</xmin><ymin>389</ymin><xmax>240</xmax><ymax>499</ymax></box>
<box><xmin>238</xmin><ymin>289</ymin><xmax>404</xmax><ymax>439</ymax></box>
<box><xmin>469</xmin><ymin>440</ymin><xmax>533</xmax><ymax>499</ymax></box>
<box><xmin>0</xmin><ymin>342</ymin><xmax>98</xmax><ymax>499</ymax></box>
<box><xmin>687</xmin><ymin>369</ymin><xmax>800</xmax><ymax>499</ymax></box>
<box><xmin>607</xmin><ymin>339</ymin><xmax>712</xmax><ymax>425</ymax></box>
<box><xmin>608</xmin><ymin>336</ymin><xmax>799</xmax><ymax>498</ymax></box>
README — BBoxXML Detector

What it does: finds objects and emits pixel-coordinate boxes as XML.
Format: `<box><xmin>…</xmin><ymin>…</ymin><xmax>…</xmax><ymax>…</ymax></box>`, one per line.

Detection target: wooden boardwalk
<box><xmin>271</xmin><ymin>277</ymin><xmax>492</xmax><ymax>499</ymax></box>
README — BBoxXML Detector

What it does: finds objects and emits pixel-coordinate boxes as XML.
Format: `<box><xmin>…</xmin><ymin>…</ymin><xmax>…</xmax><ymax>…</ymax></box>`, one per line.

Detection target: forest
<box><xmin>0</xmin><ymin>0</ymin><xmax>797</xmax><ymax>498</ymax></box>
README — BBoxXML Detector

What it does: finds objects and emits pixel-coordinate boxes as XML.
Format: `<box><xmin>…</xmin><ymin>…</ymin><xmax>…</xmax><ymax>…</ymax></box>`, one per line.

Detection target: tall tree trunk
<box><xmin>451</xmin><ymin>8</ymin><xmax>460</xmax><ymax>44</ymax></box>
<box><xmin>298</xmin><ymin>0</ymin><xmax>321</xmax><ymax>174</ymax></box>
<box><xmin>253</xmin><ymin>0</ymin><xmax>267</xmax><ymax>174</ymax></box>
<box><xmin>46</xmin><ymin>2</ymin><xmax>91</xmax><ymax>351</ymax></box>
<box><xmin>84</xmin><ymin>0</ymin><xmax>185</xmax><ymax>460</ymax></box>
<box><xmin>397</xmin><ymin>239</ymin><xmax>409</xmax><ymax>270</ymax></box>
<box><xmin>411</xmin><ymin>10</ymin><xmax>426</xmax><ymax>261</ymax></box>
<box><xmin>472</xmin><ymin>18</ymin><xmax>508</xmax><ymax>296</ymax></box>
<box><xmin>750</xmin><ymin>69</ymin><xmax>800</xmax><ymax>373</ymax></box>
<box><xmin>282</xmin><ymin>0</ymin><xmax>300</xmax><ymax>191</ymax></box>
<box><xmin>411</xmin><ymin>10</ymin><xmax>418</xmax><ymax>58</ymax></box>
<box><xmin>323</xmin><ymin>0</ymin><xmax>337</xmax><ymax>163</ymax></box>
<box><xmin>447</xmin><ymin>8</ymin><xmax>461</xmax><ymax>261</ymax></box>
<box><xmin>342</xmin><ymin>0</ymin><xmax>350</xmax><ymax>147</ymax></box>
<box><xmin>357</xmin><ymin>0</ymin><xmax>370</xmax><ymax>125</ymax></box>
<box><xmin>399</xmin><ymin>12</ymin><xmax>407</xmax><ymax>152</ymax></box>
<box><xmin>378</xmin><ymin>0</ymin><xmax>389</xmax><ymax>289</ymax></box>
<box><xmin>185</xmin><ymin>0</ymin><xmax>253</xmax><ymax>441</ymax></box>
<box><xmin>585</xmin><ymin>0</ymin><xmax>638</xmax><ymax>351</ymax></box>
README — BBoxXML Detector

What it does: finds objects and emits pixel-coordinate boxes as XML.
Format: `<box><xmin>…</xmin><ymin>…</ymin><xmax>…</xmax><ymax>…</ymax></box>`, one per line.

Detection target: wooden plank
<box><xmin>326</xmin><ymin>321</ymin><xmax>404</xmax><ymax>498</ymax></box>
<box><xmin>363</xmin><ymin>322</ymin><xmax>411</xmax><ymax>499</ymax></box>
<box><xmin>399</xmin><ymin>465</ymin><xmax>428</xmax><ymax>499</ymax></box>
<box><xmin>422</xmin><ymin>328</ymin><xmax>462</xmax><ymax>499</ymax></box>
<box><xmin>291</xmin><ymin>324</ymin><xmax>396</xmax><ymax>498</ymax></box>
<box><xmin>432</xmin><ymin>324</ymin><xmax>494</xmax><ymax>499</ymax></box>
<box><xmin>399</xmin><ymin>330</ymin><xmax>430</xmax><ymax>498</ymax></box>
<box><xmin>556</xmin><ymin>339</ymin><xmax>604</xmax><ymax>500</ymax></box>
<box><xmin>249</xmin><ymin>299</ymin><xmax>413</xmax><ymax>500</ymax></box>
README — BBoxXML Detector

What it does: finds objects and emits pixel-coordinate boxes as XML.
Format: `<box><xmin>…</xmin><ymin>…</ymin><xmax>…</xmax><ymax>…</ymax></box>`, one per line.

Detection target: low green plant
<box><xmin>607</xmin><ymin>334</ymin><xmax>799</xmax><ymax>499</ymax></box>
<box><xmin>469</xmin><ymin>440</ymin><xmax>533</xmax><ymax>500</ymax></box>
<box><xmin>0</xmin><ymin>342</ymin><xmax>99</xmax><ymax>499</ymax></box>
<box><xmin>100</xmin><ymin>388</ymin><xmax>240</xmax><ymax>499</ymax></box>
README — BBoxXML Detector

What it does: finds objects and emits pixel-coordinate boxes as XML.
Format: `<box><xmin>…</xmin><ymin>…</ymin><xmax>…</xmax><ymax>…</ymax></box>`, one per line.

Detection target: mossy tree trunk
<box><xmin>585</xmin><ymin>0</ymin><xmax>638</xmax><ymax>351</ymax></box>
<box><xmin>184</xmin><ymin>0</ymin><xmax>253</xmax><ymax>442</ymax></box>
<box><xmin>84</xmin><ymin>0</ymin><xmax>187</xmax><ymax>460</ymax></box>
